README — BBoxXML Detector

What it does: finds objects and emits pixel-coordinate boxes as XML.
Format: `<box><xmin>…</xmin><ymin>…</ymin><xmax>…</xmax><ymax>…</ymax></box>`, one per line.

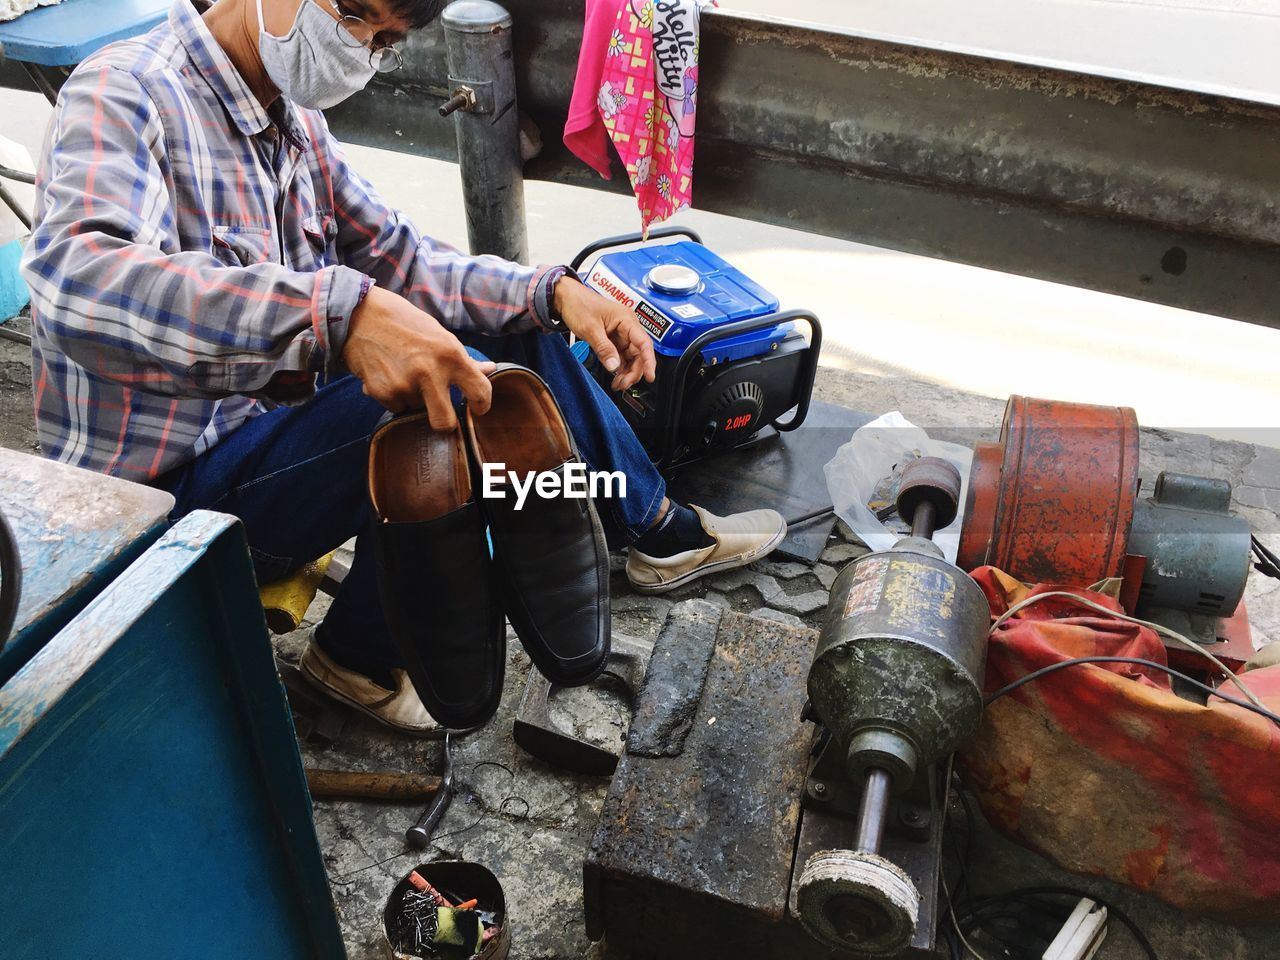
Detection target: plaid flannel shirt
<box><xmin>23</xmin><ymin>0</ymin><xmax>553</xmax><ymax>480</ymax></box>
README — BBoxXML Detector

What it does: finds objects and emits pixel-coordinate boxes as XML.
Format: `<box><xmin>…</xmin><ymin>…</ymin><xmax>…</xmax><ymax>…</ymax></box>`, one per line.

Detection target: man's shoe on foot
<box><xmin>465</xmin><ymin>363</ymin><xmax>610</xmax><ymax>688</ymax></box>
<box><xmin>369</xmin><ymin>411</ymin><xmax>505</xmax><ymax>730</ymax></box>
<box><xmin>625</xmin><ymin>505</ymin><xmax>787</xmax><ymax>594</ymax></box>
<box><xmin>299</xmin><ymin>642</ymin><xmax>445</xmax><ymax>738</ymax></box>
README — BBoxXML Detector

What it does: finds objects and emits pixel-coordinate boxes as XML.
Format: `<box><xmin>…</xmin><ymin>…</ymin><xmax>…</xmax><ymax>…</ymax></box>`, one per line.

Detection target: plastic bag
<box><xmin>823</xmin><ymin>411</ymin><xmax>973</xmax><ymax>563</ymax></box>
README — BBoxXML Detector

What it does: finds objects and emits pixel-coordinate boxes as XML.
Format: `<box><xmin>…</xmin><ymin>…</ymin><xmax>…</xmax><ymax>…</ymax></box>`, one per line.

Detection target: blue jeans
<box><xmin>156</xmin><ymin>330</ymin><xmax>667</xmax><ymax>679</ymax></box>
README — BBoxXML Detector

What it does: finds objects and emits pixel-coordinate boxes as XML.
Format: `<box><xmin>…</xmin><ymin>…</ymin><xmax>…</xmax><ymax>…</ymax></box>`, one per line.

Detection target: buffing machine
<box><xmin>583</xmin><ymin>395</ymin><xmax>1261</xmax><ymax>959</ymax></box>
<box><xmin>585</xmin><ymin>458</ymin><xmax>990</xmax><ymax>959</ymax></box>
<box><xmin>797</xmin><ymin>457</ymin><xmax>989</xmax><ymax>956</ymax></box>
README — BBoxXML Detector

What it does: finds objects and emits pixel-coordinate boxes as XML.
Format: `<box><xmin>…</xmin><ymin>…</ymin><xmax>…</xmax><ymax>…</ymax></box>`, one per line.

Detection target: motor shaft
<box><xmin>853</xmin><ymin>767</ymin><xmax>893</xmax><ymax>855</ymax></box>
<box><xmin>910</xmin><ymin>500</ymin><xmax>937</xmax><ymax>540</ymax></box>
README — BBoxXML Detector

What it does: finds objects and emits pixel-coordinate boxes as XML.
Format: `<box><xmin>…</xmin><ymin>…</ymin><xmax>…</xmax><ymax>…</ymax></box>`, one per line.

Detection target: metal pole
<box><xmin>440</xmin><ymin>0</ymin><xmax>528</xmax><ymax>264</ymax></box>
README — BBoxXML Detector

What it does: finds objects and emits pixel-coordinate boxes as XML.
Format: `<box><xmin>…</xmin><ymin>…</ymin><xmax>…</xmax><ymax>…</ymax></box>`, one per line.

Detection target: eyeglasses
<box><xmin>323</xmin><ymin>0</ymin><xmax>406</xmax><ymax>73</ymax></box>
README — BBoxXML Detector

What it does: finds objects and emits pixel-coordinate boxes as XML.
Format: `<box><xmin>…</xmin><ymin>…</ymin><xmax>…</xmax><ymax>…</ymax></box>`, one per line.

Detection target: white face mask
<box><xmin>256</xmin><ymin>0</ymin><xmax>377</xmax><ymax>110</ymax></box>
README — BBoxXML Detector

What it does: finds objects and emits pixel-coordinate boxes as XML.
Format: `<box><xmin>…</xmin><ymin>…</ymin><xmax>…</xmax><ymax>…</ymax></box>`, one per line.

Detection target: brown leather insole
<box><xmin>468</xmin><ymin>369</ymin><xmax>573</xmax><ymax>474</ymax></box>
<box><xmin>369</xmin><ymin>413</ymin><xmax>471</xmax><ymax>522</ymax></box>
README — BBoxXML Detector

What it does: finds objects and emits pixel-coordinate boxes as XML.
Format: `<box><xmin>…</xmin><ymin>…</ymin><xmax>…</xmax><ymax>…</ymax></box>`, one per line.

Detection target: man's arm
<box><xmin>313</xmin><ymin>116</ymin><xmax>656</xmax><ymax>395</ymax></box>
<box><xmin>22</xmin><ymin>65</ymin><xmax>364</xmax><ymax>401</ymax></box>
<box><xmin>313</xmin><ymin>115</ymin><xmax>549</xmax><ymax>337</ymax></box>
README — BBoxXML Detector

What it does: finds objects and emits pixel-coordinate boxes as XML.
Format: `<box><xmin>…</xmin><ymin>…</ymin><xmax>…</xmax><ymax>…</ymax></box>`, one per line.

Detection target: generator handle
<box><xmin>569</xmin><ymin>226</ymin><xmax>705</xmax><ymax>273</ymax></box>
<box><xmin>660</xmin><ymin>309</ymin><xmax>823</xmax><ymax>468</ymax></box>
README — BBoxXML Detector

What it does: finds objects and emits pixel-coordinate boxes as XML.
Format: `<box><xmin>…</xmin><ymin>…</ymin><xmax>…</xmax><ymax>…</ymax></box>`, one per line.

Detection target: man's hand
<box><xmin>554</xmin><ymin>277</ymin><xmax>657</xmax><ymax>392</ymax></box>
<box><xmin>343</xmin><ymin>286</ymin><xmax>494</xmax><ymax>431</ymax></box>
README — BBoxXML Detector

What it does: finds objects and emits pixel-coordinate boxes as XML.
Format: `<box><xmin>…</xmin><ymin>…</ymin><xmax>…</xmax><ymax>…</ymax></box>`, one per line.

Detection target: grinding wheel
<box><xmin>796</xmin><ymin>848</ymin><xmax>921</xmax><ymax>955</ymax></box>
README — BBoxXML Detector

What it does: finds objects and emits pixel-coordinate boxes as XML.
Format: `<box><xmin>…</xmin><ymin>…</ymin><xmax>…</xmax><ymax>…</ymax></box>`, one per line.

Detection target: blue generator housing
<box><xmin>573</xmin><ymin>228</ymin><xmax>821</xmax><ymax>469</ymax></box>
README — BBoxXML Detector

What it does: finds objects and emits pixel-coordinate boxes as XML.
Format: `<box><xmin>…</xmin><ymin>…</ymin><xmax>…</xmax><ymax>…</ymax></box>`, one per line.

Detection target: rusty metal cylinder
<box><xmin>956</xmin><ymin>396</ymin><xmax>1139</xmax><ymax>583</ymax></box>
<box><xmin>809</xmin><ymin>540</ymin><xmax>990</xmax><ymax>794</ymax></box>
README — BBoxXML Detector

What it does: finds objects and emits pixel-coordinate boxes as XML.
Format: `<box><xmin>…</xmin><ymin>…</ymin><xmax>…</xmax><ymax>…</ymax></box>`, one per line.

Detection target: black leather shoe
<box><xmin>465</xmin><ymin>364</ymin><xmax>610</xmax><ymax>687</ymax></box>
<box><xmin>368</xmin><ymin>411</ymin><xmax>505</xmax><ymax>729</ymax></box>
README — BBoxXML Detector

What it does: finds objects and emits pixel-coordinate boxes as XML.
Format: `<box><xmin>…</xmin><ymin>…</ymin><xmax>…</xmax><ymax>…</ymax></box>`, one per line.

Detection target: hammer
<box><xmin>406</xmin><ymin>731</ymin><xmax>455</xmax><ymax>849</ymax></box>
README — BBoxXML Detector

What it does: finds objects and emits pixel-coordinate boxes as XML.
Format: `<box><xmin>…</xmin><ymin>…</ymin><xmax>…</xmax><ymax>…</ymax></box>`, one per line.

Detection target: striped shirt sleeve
<box><xmin>314</xmin><ymin>116</ymin><xmax>552</xmax><ymax>337</ymax></box>
<box><xmin>22</xmin><ymin>64</ymin><xmax>365</xmax><ymax>402</ymax></box>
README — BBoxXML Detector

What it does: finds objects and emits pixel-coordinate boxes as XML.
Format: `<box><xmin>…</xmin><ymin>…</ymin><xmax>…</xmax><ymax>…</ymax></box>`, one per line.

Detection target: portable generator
<box><xmin>569</xmin><ymin>227</ymin><xmax>822</xmax><ymax>470</ymax></box>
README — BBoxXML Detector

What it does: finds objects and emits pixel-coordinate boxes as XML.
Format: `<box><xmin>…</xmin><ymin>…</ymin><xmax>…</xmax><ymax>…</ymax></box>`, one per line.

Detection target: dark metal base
<box><xmin>792</xmin><ymin>768</ymin><xmax>949</xmax><ymax>959</ymax></box>
<box><xmin>513</xmin><ymin>633</ymin><xmax>651</xmax><ymax>776</ymax></box>
<box><xmin>584</xmin><ymin>603</ymin><xmax>949</xmax><ymax>959</ymax></box>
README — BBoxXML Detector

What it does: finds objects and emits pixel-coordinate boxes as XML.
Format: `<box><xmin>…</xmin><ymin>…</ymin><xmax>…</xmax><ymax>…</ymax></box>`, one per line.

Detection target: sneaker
<box><xmin>625</xmin><ymin>505</ymin><xmax>787</xmax><ymax>595</ymax></box>
<box><xmin>298</xmin><ymin>641</ymin><xmax>445</xmax><ymax>738</ymax></box>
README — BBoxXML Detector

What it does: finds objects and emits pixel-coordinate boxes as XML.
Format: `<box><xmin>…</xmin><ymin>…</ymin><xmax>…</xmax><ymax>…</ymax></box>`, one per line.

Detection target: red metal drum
<box><xmin>957</xmin><ymin>396</ymin><xmax>1139</xmax><ymax>585</ymax></box>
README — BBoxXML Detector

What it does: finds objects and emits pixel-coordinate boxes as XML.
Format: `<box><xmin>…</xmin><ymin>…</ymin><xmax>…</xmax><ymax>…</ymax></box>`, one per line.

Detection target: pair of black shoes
<box><xmin>368</xmin><ymin>364</ymin><xmax>611</xmax><ymax>729</ymax></box>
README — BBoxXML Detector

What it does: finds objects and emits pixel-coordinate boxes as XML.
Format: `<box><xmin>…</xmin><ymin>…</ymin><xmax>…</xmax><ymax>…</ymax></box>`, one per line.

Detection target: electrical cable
<box><xmin>960</xmin><ymin>887</ymin><xmax>1158</xmax><ymax>960</ymax></box>
<box><xmin>942</xmin><ymin>760</ymin><xmax>1161</xmax><ymax>960</ymax></box>
<box><xmin>785</xmin><ymin>505</ymin><xmax>835</xmax><ymax>528</ymax></box>
<box><xmin>985</xmin><ymin>655</ymin><xmax>1280</xmax><ymax>728</ymax></box>
<box><xmin>991</xmin><ymin>590</ymin><xmax>1264</xmax><ymax>708</ymax></box>
<box><xmin>940</xmin><ymin>869</ymin><xmax>995</xmax><ymax>960</ymax></box>
<box><xmin>938</xmin><ymin>755</ymin><xmax>995</xmax><ymax>960</ymax></box>
<box><xmin>1253</xmin><ymin>535</ymin><xmax>1280</xmax><ymax>579</ymax></box>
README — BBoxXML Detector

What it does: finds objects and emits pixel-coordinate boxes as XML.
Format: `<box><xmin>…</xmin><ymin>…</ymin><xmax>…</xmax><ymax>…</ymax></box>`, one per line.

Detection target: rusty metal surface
<box><xmin>625</xmin><ymin>599</ymin><xmax>719</xmax><ymax>757</ymax></box>
<box><xmin>584</xmin><ymin>604</ymin><xmax>817</xmax><ymax>957</ymax></box>
<box><xmin>896</xmin><ymin>457</ymin><xmax>962</xmax><ymax>534</ymax></box>
<box><xmin>0</xmin><ymin>448</ymin><xmax>173</xmax><ymax>684</ymax></box>
<box><xmin>310</xmin><ymin>2</ymin><xmax>1280</xmax><ymax>327</ymax></box>
<box><xmin>957</xmin><ymin>395</ymin><xmax>1140</xmax><ymax>585</ymax></box>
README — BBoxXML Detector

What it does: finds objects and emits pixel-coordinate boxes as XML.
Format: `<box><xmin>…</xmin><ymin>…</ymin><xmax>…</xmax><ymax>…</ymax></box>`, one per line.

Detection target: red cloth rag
<box><xmin>959</xmin><ymin>568</ymin><xmax>1280</xmax><ymax>923</ymax></box>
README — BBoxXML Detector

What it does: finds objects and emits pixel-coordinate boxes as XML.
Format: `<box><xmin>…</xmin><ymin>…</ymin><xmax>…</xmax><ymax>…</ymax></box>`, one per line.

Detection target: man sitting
<box><xmin>21</xmin><ymin>0</ymin><xmax>787</xmax><ymax>735</ymax></box>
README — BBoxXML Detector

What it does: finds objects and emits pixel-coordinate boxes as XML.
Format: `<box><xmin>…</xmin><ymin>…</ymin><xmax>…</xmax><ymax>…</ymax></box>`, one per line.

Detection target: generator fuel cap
<box><xmin>645</xmin><ymin>263</ymin><xmax>701</xmax><ymax>296</ymax></box>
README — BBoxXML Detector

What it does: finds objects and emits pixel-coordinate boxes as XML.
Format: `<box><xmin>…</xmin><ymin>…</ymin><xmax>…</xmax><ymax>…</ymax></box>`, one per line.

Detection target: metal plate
<box><xmin>311</xmin><ymin>1</ymin><xmax>1280</xmax><ymax>329</ymax></box>
<box><xmin>667</xmin><ymin>402</ymin><xmax>875</xmax><ymax>563</ymax></box>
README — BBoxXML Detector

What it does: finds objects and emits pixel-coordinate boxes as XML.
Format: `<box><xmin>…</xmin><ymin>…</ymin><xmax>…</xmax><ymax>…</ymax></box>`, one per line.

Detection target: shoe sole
<box><xmin>627</xmin><ymin>523</ymin><xmax>789</xmax><ymax>596</ymax></box>
<box><xmin>297</xmin><ymin>657</ymin><xmax>447</xmax><ymax>740</ymax></box>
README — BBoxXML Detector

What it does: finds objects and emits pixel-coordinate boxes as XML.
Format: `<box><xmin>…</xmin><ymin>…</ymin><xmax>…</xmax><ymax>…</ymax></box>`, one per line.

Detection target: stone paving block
<box><xmin>1233</xmin><ymin>486</ymin><xmax>1280</xmax><ymax>517</ymax></box>
<box><xmin>820</xmin><ymin>542</ymin><xmax>868</xmax><ymax>566</ymax></box>
<box><xmin>1211</xmin><ymin>438</ymin><xmax>1256</xmax><ymax>484</ymax></box>
<box><xmin>769</xmin><ymin>588</ymin><xmax>829</xmax><ymax>616</ymax></box>
<box><xmin>1245</xmin><ymin>446</ymin><xmax>1280</xmax><ymax>490</ymax></box>
<box><xmin>749</xmin><ymin>607</ymin><xmax>807</xmax><ymax>629</ymax></box>
<box><xmin>611</xmin><ymin>593</ymin><xmax>673</xmax><ymax>618</ymax></box>
<box><xmin>706</xmin><ymin>567</ymin><xmax>784</xmax><ymax>602</ymax></box>
<box><xmin>701</xmin><ymin>590</ymin><xmax>733</xmax><ymax>611</ymax></box>
<box><xmin>755</xmin><ymin>559</ymin><xmax>813</xmax><ymax>581</ymax></box>
<box><xmin>813</xmin><ymin>563</ymin><xmax>839</xmax><ymax>590</ymax></box>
